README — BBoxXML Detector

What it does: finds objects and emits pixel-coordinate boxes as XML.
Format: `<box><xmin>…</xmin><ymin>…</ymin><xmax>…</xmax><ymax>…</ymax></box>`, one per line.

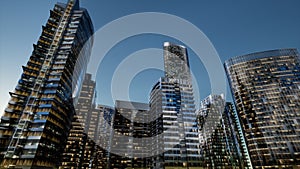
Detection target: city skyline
<box><xmin>1</xmin><ymin>0</ymin><xmax>300</xmax><ymax>116</ymax></box>
<box><xmin>0</xmin><ymin>1</ymin><xmax>299</xmax><ymax>168</ymax></box>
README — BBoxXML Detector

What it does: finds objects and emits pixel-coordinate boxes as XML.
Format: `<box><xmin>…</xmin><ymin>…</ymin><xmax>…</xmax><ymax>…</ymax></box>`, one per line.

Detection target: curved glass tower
<box><xmin>0</xmin><ymin>0</ymin><xmax>94</xmax><ymax>168</ymax></box>
<box><xmin>225</xmin><ymin>49</ymin><xmax>300</xmax><ymax>168</ymax></box>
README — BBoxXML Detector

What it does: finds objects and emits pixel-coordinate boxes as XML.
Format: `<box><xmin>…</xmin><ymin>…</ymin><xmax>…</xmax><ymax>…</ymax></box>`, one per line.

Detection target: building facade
<box><xmin>60</xmin><ymin>74</ymin><xmax>117</xmax><ymax>169</ymax></box>
<box><xmin>0</xmin><ymin>0</ymin><xmax>94</xmax><ymax>168</ymax></box>
<box><xmin>225</xmin><ymin>48</ymin><xmax>300</xmax><ymax>168</ymax></box>
<box><xmin>224</xmin><ymin>102</ymin><xmax>252</xmax><ymax>169</ymax></box>
<box><xmin>94</xmin><ymin>105</ymin><xmax>115</xmax><ymax>168</ymax></box>
<box><xmin>197</xmin><ymin>94</ymin><xmax>251</xmax><ymax>168</ymax></box>
<box><xmin>59</xmin><ymin>73</ymin><xmax>99</xmax><ymax>169</ymax></box>
<box><xmin>150</xmin><ymin>42</ymin><xmax>201</xmax><ymax>168</ymax></box>
<box><xmin>110</xmin><ymin>100</ymin><xmax>152</xmax><ymax>169</ymax></box>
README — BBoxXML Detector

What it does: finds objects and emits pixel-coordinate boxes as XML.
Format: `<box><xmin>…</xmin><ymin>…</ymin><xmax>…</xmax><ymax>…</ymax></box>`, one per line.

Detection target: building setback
<box><xmin>59</xmin><ymin>73</ymin><xmax>102</xmax><ymax>169</ymax></box>
<box><xmin>225</xmin><ymin>48</ymin><xmax>300</xmax><ymax>168</ymax></box>
<box><xmin>150</xmin><ymin>42</ymin><xmax>201</xmax><ymax>168</ymax></box>
<box><xmin>0</xmin><ymin>0</ymin><xmax>93</xmax><ymax>168</ymax></box>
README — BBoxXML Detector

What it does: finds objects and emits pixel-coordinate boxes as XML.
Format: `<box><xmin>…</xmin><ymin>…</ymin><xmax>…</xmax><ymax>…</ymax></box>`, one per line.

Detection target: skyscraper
<box><xmin>110</xmin><ymin>100</ymin><xmax>151</xmax><ymax>169</ymax></box>
<box><xmin>225</xmin><ymin>48</ymin><xmax>300</xmax><ymax>168</ymax></box>
<box><xmin>224</xmin><ymin>102</ymin><xmax>252</xmax><ymax>169</ymax></box>
<box><xmin>197</xmin><ymin>94</ymin><xmax>251</xmax><ymax>168</ymax></box>
<box><xmin>94</xmin><ymin>104</ymin><xmax>115</xmax><ymax>168</ymax></box>
<box><xmin>0</xmin><ymin>0</ymin><xmax>94</xmax><ymax>168</ymax></box>
<box><xmin>150</xmin><ymin>42</ymin><xmax>201</xmax><ymax>168</ymax></box>
<box><xmin>59</xmin><ymin>73</ymin><xmax>99</xmax><ymax>169</ymax></box>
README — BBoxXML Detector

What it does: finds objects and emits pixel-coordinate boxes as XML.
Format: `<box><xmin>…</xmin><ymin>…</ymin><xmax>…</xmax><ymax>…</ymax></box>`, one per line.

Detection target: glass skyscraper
<box><xmin>150</xmin><ymin>42</ymin><xmax>201</xmax><ymax>168</ymax></box>
<box><xmin>59</xmin><ymin>73</ymin><xmax>99</xmax><ymax>169</ymax></box>
<box><xmin>0</xmin><ymin>0</ymin><xmax>94</xmax><ymax>168</ymax></box>
<box><xmin>94</xmin><ymin>104</ymin><xmax>115</xmax><ymax>168</ymax></box>
<box><xmin>197</xmin><ymin>94</ymin><xmax>251</xmax><ymax>168</ymax></box>
<box><xmin>225</xmin><ymin>48</ymin><xmax>300</xmax><ymax>168</ymax></box>
<box><xmin>110</xmin><ymin>100</ymin><xmax>151</xmax><ymax>169</ymax></box>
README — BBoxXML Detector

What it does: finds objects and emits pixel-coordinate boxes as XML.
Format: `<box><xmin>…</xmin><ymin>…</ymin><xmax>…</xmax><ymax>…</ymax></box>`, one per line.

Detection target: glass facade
<box><xmin>59</xmin><ymin>74</ymin><xmax>116</xmax><ymax>169</ymax></box>
<box><xmin>110</xmin><ymin>100</ymin><xmax>152</xmax><ymax>169</ymax></box>
<box><xmin>59</xmin><ymin>73</ymin><xmax>100</xmax><ymax>169</ymax></box>
<box><xmin>150</xmin><ymin>42</ymin><xmax>201</xmax><ymax>168</ymax></box>
<box><xmin>197</xmin><ymin>94</ymin><xmax>251</xmax><ymax>168</ymax></box>
<box><xmin>225</xmin><ymin>49</ymin><xmax>300</xmax><ymax>168</ymax></box>
<box><xmin>0</xmin><ymin>0</ymin><xmax>94</xmax><ymax>168</ymax></box>
<box><xmin>224</xmin><ymin>102</ymin><xmax>252</xmax><ymax>169</ymax></box>
<box><xmin>93</xmin><ymin>105</ymin><xmax>115</xmax><ymax>169</ymax></box>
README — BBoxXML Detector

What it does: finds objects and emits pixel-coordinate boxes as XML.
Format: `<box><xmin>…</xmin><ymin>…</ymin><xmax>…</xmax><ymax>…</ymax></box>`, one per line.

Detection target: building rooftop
<box><xmin>224</xmin><ymin>48</ymin><xmax>299</xmax><ymax>67</ymax></box>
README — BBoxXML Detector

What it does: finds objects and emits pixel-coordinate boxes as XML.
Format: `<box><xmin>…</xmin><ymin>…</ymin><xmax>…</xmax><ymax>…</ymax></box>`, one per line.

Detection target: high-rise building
<box><xmin>224</xmin><ymin>102</ymin><xmax>252</xmax><ymax>169</ymax></box>
<box><xmin>110</xmin><ymin>100</ymin><xmax>152</xmax><ymax>169</ymax></box>
<box><xmin>150</xmin><ymin>42</ymin><xmax>201</xmax><ymax>168</ymax></box>
<box><xmin>59</xmin><ymin>73</ymin><xmax>98</xmax><ymax>169</ymax></box>
<box><xmin>197</xmin><ymin>94</ymin><xmax>251</xmax><ymax>168</ymax></box>
<box><xmin>94</xmin><ymin>104</ymin><xmax>115</xmax><ymax>168</ymax></box>
<box><xmin>224</xmin><ymin>48</ymin><xmax>300</xmax><ymax>168</ymax></box>
<box><xmin>0</xmin><ymin>0</ymin><xmax>94</xmax><ymax>168</ymax></box>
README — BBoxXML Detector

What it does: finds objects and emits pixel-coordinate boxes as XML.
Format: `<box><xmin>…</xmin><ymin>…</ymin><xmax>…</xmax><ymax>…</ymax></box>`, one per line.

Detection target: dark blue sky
<box><xmin>0</xmin><ymin>0</ymin><xmax>299</xmax><ymax>114</ymax></box>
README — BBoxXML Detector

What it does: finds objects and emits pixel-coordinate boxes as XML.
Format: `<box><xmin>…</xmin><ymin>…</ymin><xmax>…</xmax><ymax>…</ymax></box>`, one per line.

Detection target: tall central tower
<box><xmin>150</xmin><ymin>42</ymin><xmax>201</xmax><ymax>168</ymax></box>
<box><xmin>0</xmin><ymin>0</ymin><xmax>94</xmax><ymax>168</ymax></box>
<box><xmin>163</xmin><ymin>42</ymin><xmax>191</xmax><ymax>81</ymax></box>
